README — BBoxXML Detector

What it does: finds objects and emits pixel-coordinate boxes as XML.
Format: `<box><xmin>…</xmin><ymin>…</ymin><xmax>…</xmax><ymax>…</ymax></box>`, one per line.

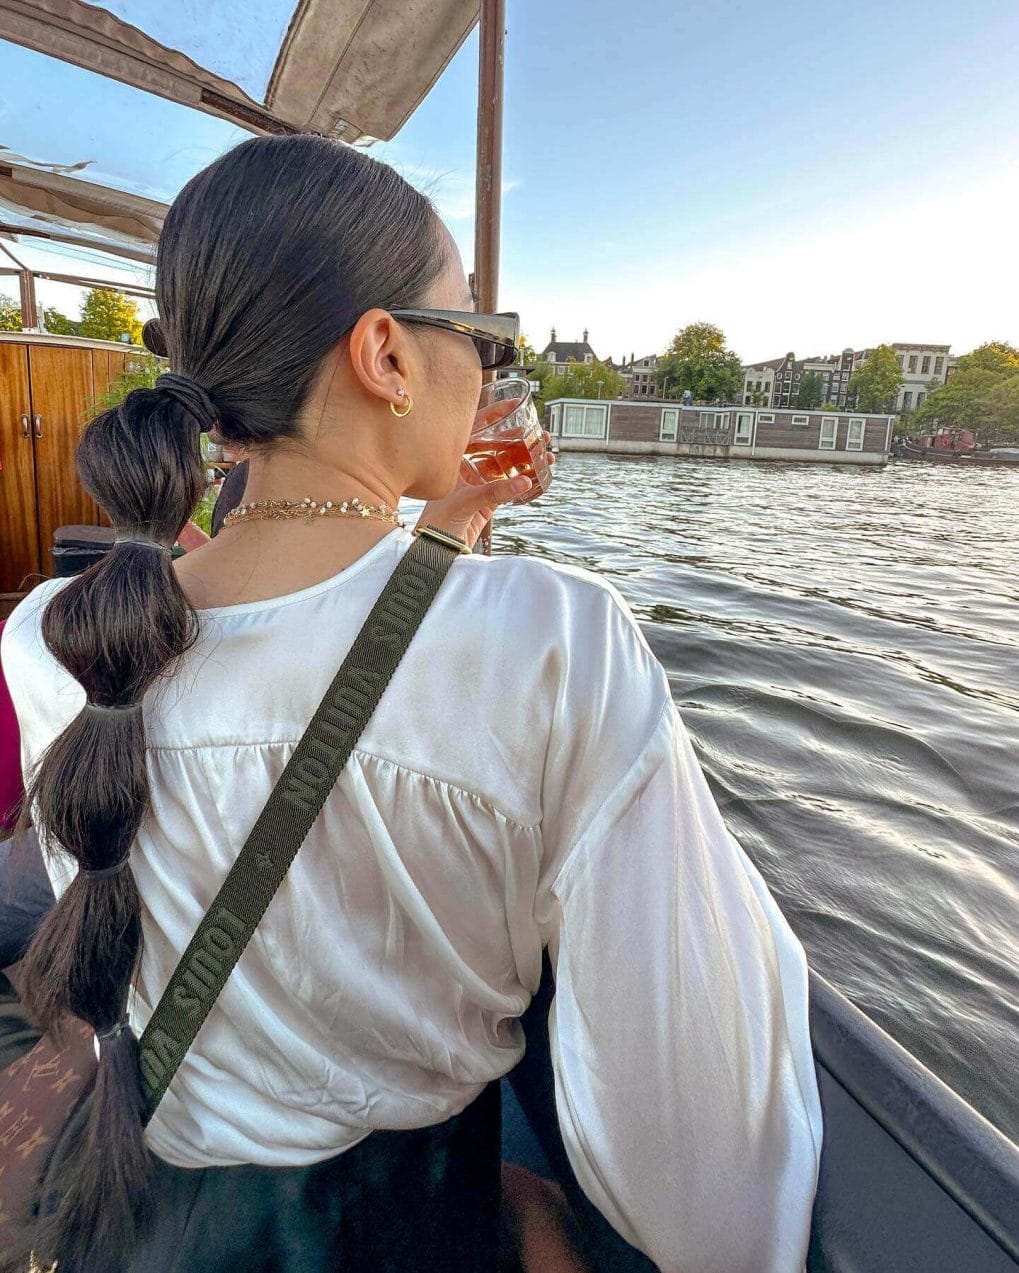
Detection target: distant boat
<box><xmin>893</xmin><ymin>428</ymin><xmax>1019</xmax><ymax>464</ymax></box>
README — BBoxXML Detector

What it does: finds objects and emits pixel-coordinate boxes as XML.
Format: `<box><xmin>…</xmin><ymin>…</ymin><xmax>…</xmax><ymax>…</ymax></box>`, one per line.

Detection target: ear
<box><xmin>347</xmin><ymin>308</ymin><xmax>413</xmax><ymax>409</ymax></box>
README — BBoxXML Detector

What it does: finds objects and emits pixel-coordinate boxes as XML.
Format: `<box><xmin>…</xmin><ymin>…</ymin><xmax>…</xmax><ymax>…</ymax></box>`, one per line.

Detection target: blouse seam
<box><xmin>548</xmin><ymin>697</ymin><xmax>672</xmax><ymax>901</ymax></box>
<box><xmin>144</xmin><ymin>740</ymin><xmax>539</xmax><ymax>831</ymax></box>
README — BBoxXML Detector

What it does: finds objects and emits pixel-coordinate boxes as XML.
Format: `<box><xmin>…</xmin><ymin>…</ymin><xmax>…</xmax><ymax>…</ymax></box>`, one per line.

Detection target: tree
<box><xmin>0</xmin><ymin>293</ymin><xmax>22</xmax><ymax>331</ymax></box>
<box><xmin>654</xmin><ymin>321</ymin><xmax>743</xmax><ymax>403</ymax></box>
<box><xmin>982</xmin><ymin>375</ymin><xmax>1019</xmax><ymax>442</ymax></box>
<box><xmin>42</xmin><ymin>306</ymin><xmax>80</xmax><ymax>335</ymax></box>
<box><xmin>516</xmin><ymin>334</ymin><xmax>538</xmax><ymax>366</ymax></box>
<box><xmin>796</xmin><ymin>371</ymin><xmax>824</xmax><ymax>410</ymax></box>
<box><xmin>848</xmin><ymin>344</ymin><xmax>903</xmax><ymax>412</ymax></box>
<box><xmin>951</xmin><ymin>341</ymin><xmax>1019</xmax><ymax>376</ymax></box>
<box><xmin>533</xmin><ymin>357</ymin><xmax>625</xmax><ymax>414</ymax></box>
<box><xmin>915</xmin><ymin>342</ymin><xmax>1019</xmax><ymax>443</ymax></box>
<box><xmin>78</xmin><ymin>288</ymin><xmax>143</xmax><ymax>344</ymax></box>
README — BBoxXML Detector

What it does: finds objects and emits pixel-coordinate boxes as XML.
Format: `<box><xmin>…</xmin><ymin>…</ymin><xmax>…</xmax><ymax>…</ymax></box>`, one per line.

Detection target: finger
<box><xmin>469</xmin><ymin>473</ymin><xmax>534</xmax><ymax>510</ymax></box>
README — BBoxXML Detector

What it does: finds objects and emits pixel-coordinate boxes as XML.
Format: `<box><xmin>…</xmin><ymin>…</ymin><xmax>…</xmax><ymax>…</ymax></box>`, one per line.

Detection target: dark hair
<box><xmin>18</xmin><ymin>134</ymin><xmax>445</xmax><ymax>1269</ymax></box>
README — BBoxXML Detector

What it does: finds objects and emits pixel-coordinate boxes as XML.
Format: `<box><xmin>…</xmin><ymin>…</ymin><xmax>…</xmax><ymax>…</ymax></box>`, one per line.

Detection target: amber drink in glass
<box><xmin>461</xmin><ymin>378</ymin><xmax>552</xmax><ymax>506</ymax></box>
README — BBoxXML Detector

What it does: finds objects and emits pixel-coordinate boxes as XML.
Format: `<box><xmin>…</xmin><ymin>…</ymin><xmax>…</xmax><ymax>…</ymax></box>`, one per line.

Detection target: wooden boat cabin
<box><xmin>0</xmin><ymin>331</ymin><xmax>147</xmax><ymax>607</ymax></box>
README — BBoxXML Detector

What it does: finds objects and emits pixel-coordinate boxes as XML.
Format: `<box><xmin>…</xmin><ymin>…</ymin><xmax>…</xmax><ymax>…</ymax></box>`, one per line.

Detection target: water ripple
<box><xmin>492</xmin><ymin>454</ymin><xmax>1019</xmax><ymax>1141</ymax></box>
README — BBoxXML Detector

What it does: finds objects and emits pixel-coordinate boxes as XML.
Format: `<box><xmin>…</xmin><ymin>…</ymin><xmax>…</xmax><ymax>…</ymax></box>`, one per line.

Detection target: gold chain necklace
<box><xmin>222</xmin><ymin>496</ymin><xmax>405</xmax><ymax>530</ymax></box>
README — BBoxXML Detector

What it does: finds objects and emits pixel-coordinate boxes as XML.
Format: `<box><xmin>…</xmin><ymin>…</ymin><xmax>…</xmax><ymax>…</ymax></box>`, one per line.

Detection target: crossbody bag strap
<box><xmin>138</xmin><ymin>529</ymin><xmax>467</xmax><ymax>1121</ymax></box>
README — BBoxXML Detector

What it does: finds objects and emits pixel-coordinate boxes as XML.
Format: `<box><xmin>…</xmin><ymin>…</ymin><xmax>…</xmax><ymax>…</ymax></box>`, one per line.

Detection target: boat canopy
<box><xmin>0</xmin><ymin>0</ymin><xmax>479</xmax><ymax>263</ymax></box>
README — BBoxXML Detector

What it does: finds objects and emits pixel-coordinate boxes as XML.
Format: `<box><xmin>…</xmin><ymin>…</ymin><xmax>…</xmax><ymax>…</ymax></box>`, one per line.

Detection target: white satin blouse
<box><xmin>3</xmin><ymin>528</ymin><xmax>821</xmax><ymax>1272</ymax></box>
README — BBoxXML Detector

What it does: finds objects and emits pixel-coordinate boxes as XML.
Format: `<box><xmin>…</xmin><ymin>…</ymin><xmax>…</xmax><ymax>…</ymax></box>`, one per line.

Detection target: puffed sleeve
<box><xmin>537</xmin><ymin>580</ymin><xmax>822</xmax><ymax>1273</ymax></box>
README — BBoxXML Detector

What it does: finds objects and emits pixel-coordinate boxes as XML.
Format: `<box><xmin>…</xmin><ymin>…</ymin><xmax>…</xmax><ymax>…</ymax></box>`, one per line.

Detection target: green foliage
<box><xmin>516</xmin><ymin>335</ymin><xmax>539</xmax><ymax>366</ymax></box>
<box><xmin>820</xmin><ymin>400</ymin><xmax>839</xmax><ymax>412</ymax></box>
<box><xmin>916</xmin><ymin>343</ymin><xmax>1019</xmax><ymax>443</ymax></box>
<box><xmin>79</xmin><ymin>288</ymin><xmax>144</xmax><ymax>344</ymax></box>
<box><xmin>0</xmin><ymin>293</ymin><xmax>22</xmax><ymax>331</ymax></box>
<box><xmin>654</xmin><ymin>321</ymin><xmax>743</xmax><ymax>403</ymax></box>
<box><xmin>42</xmin><ymin>307</ymin><xmax>80</xmax><ymax>335</ymax></box>
<box><xmin>796</xmin><ymin>371</ymin><xmax>824</xmax><ymax>410</ymax></box>
<box><xmin>191</xmin><ymin>485</ymin><xmax>217</xmax><ymax>536</ymax></box>
<box><xmin>532</xmin><ymin>357</ymin><xmax>625</xmax><ymax>414</ymax></box>
<box><xmin>952</xmin><ymin>341</ymin><xmax>1019</xmax><ymax>376</ymax></box>
<box><xmin>92</xmin><ymin>352</ymin><xmax>164</xmax><ymax>414</ymax></box>
<box><xmin>848</xmin><ymin>344</ymin><xmax>903</xmax><ymax>412</ymax></box>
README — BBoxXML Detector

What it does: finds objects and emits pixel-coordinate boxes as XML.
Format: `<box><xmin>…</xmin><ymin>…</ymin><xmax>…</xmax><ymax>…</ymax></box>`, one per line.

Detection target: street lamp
<box><xmin>596</xmin><ymin>379</ymin><xmax>604</xmax><ymax>399</ymax></box>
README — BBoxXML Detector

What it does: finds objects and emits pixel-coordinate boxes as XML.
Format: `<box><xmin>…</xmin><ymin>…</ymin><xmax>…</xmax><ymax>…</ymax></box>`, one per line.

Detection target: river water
<box><xmin>493</xmin><ymin>453</ymin><xmax>1019</xmax><ymax>1142</ymax></box>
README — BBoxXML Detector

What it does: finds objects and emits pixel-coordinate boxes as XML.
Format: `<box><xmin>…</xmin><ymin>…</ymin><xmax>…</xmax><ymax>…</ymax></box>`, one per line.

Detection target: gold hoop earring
<box><xmin>390</xmin><ymin>393</ymin><xmax>413</xmax><ymax>418</ymax></box>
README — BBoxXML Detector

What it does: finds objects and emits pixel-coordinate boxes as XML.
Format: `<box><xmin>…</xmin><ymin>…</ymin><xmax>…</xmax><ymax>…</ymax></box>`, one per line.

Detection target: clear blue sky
<box><xmin>3</xmin><ymin>0</ymin><xmax>1018</xmax><ymax>363</ymax></box>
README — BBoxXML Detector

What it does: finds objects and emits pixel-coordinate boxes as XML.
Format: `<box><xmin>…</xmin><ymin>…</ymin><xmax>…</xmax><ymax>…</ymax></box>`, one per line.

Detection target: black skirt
<box><xmin>117</xmin><ymin>1081</ymin><xmax>503</xmax><ymax>1273</ymax></box>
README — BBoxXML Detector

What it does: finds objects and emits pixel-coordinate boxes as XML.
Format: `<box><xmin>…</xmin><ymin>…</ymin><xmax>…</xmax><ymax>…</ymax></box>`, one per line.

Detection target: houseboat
<box><xmin>545</xmin><ymin>398</ymin><xmax>894</xmax><ymax>465</ymax></box>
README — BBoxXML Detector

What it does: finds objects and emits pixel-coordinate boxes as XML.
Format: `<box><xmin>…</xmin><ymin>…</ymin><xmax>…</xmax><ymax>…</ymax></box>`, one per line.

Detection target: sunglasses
<box><xmin>390</xmin><ymin>309</ymin><xmax>521</xmax><ymax>371</ymax></box>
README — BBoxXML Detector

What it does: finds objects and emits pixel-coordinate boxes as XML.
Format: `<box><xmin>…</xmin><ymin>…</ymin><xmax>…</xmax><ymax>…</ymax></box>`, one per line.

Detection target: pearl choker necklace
<box><xmin>222</xmin><ymin>496</ymin><xmax>405</xmax><ymax>530</ymax></box>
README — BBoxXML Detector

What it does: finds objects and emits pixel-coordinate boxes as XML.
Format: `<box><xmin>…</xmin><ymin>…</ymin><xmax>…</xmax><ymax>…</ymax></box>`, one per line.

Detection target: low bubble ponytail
<box><xmin>18</xmin><ymin>385</ymin><xmax>207</xmax><ymax>1269</ymax></box>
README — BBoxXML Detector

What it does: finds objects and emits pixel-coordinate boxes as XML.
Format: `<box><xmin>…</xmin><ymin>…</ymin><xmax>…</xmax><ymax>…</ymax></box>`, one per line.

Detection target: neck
<box><xmin>173</xmin><ymin>440</ymin><xmax>408</xmax><ymax>610</ymax></box>
<box><xmin>240</xmin><ymin>445</ymin><xmax>403</xmax><ymax>512</ymax></box>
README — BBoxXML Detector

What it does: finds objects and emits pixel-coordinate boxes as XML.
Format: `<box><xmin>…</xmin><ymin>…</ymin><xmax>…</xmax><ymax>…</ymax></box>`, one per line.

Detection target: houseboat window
<box><xmin>847</xmin><ymin>418</ymin><xmax>865</xmax><ymax>450</ymax></box>
<box><xmin>660</xmin><ymin>409</ymin><xmax>679</xmax><ymax>440</ymax></box>
<box><xmin>791</xmin><ymin>414</ymin><xmax>809</xmax><ymax>425</ymax></box>
<box><xmin>735</xmin><ymin>412</ymin><xmax>753</xmax><ymax>443</ymax></box>
<box><xmin>758</xmin><ymin>412</ymin><xmax>775</xmax><ymax>423</ymax></box>
<box><xmin>549</xmin><ymin>404</ymin><xmax>561</xmax><ymax>432</ymax></box>
<box><xmin>819</xmin><ymin>419</ymin><xmax>838</xmax><ymax>450</ymax></box>
<box><xmin>563</xmin><ymin>403</ymin><xmax>608</xmax><ymax>438</ymax></box>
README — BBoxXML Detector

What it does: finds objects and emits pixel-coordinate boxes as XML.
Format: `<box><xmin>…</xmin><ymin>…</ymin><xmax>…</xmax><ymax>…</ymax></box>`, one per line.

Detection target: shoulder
<box><xmin>1</xmin><ymin>578</ymin><xmax>72</xmax><ymax>666</ymax></box>
<box><xmin>452</xmin><ymin>549</ymin><xmax>648</xmax><ymax>642</ymax></box>
<box><xmin>438</xmin><ymin>547</ymin><xmax>666</xmax><ymax>703</ymax></box>
<box><xmin>1</xmin><ymin>578</ymin><xmax>80</xmax><ymax>728</ymax></box>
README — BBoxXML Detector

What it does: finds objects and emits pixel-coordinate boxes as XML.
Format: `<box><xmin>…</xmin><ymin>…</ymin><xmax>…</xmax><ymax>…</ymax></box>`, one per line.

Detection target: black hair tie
<box><xmin>156</xmin><ymin>372</ymin><xmax>219</xmax><ymax>433</ymax></box>
<box><xmin>83</xmin><ymin>856</ymin><xmax>132</xmax><ymax>880</ymax></box>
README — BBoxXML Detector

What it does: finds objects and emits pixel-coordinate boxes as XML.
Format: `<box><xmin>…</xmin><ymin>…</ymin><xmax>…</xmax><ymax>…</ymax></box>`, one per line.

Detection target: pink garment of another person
<box><xmin>0</xmin><ymin>621</ymin><xmax>24</xmax><ymax>833</ymax></box>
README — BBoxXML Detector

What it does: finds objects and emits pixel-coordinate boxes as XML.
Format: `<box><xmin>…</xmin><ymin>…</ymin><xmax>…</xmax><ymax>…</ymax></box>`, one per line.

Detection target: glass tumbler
<box><xmin>460</xmin><ymin>378</ymin><xmax>553</xmax><ymax>506</ymax></box>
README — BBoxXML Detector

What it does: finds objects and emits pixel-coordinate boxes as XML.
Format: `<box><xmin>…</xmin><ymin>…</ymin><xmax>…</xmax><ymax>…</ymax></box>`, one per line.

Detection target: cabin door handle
<box><xmin>33</xmin><ymin>414</ymin><xmax>43</xmax><ymax>439</ymax></box>
<box><xmin>21</xmin><ymin>414</ymin><xmax>30</xmax><ymax>438</ymax></box>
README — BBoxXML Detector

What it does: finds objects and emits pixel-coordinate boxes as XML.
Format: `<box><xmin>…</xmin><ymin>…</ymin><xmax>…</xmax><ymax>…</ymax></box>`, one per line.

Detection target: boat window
<box><xmin>660</xmin><ymin>409</ymin><xmax>679</xmax><ymax>441</ymax></box>
<box><xmin>819</xmin><ymin>419</ymin><xmax>838</xmax><ymax>450</ymax></box>
<box><xmin>563</xmin><ymin>403</ymin><xmax>607</xmax><ymax>438</ymax></box>
<box><xmin>758</xmin><ymin>412</ymin><xmax>775</xmax><ymax>423</ymax></box>
<box><xmin>847</xmin><ymin>419</ymin><xmax>866</xmax><ymax>450</ymax></box>
<box><xmin>791</xmin><ymin>414</ymin><xmax>809</xmax><ymax>425</ymax></box>
<box><xmin>735</xmin><ymin>413</ymin><xmax>753</xmax><ymax>444</ymax></box>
